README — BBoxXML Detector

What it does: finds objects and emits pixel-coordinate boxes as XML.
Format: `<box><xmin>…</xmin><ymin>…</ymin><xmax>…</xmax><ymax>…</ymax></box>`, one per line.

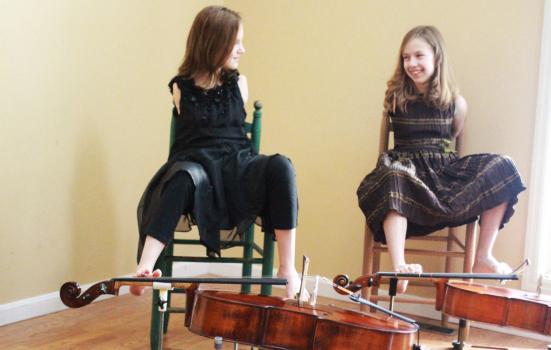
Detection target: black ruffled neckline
<box><xmin>169</xmin><ymin>72</ymin><xmax>239</xmax><ymax>95</ymax></box>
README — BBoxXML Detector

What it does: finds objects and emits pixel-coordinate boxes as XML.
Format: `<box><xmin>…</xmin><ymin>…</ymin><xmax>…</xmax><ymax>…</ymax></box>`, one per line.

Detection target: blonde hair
<box><xmin>177</xmin><ymin>6</ymin><xmax>241</xmax><ymax>86</ymax></box>
<box><xmin>384</xmin><ymin>25</ymin><xmax>458</xmax><ymax>114</ymax></box>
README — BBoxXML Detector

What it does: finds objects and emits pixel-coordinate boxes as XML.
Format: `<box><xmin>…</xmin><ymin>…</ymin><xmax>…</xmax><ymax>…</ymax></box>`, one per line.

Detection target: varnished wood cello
<box><xmin>332</xmin><ymin>270</ymin><xmax>551</xmax><ymax>349</ymax></box>
<box><xmin>61</xmin><ymin>276</ymin><xmax>421</xmax><ymax>350</ymax></box>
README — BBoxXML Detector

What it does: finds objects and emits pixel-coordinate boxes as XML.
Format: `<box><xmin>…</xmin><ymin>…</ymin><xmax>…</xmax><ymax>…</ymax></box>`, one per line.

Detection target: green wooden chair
<box><xmin>150</xmin><ymin>101</ymin><xmax>276</xmax><ymax>350</ymax></box>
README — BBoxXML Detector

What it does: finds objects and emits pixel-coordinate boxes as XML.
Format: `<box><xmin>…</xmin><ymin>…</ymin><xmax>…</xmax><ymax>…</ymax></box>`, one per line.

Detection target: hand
<box><xmin>129</xmin><ymin>267</ymin><xmax>162</xmax><ymax>296</ymax></box>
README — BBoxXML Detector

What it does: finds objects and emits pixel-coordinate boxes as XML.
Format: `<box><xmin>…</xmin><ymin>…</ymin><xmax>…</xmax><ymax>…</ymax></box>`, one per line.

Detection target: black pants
<box><xmin>146</xmin><ymin>155</ymin><xmax>298</xmax><ymax>245</ymax></box>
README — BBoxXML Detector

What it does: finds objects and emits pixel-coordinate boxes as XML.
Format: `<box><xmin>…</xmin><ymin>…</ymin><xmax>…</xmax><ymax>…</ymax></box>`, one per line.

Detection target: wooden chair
<box><xmin>361</xmin><ymin>114</ymin><xmax>477</xmax><ymax>331</ymax></box>
<box><xmin>150</xmin><ymin>101</ymin><xmax>275</xmax><ymax>350</ymax></box>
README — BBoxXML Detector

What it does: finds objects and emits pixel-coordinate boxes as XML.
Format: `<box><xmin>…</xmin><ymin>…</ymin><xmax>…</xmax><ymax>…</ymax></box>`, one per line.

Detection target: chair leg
<box><xmin>460</xmin><ymin>222</ymin><xmax>477</xmax><ymax>342</ymax></box>
<box><xmin>362</xmin><ymin>223</ymin><xmax>376</xmax><ymax>312</ymax></box>
<box><xmin>371</xmin><ymin>239</ymin><xmax>382</xmax><ymax>311</ymax></box>
<box><xmin>150</xmin><ymin>289</ymin><xmax>163</xmax><ymax>350</ymax></box>
<box><xmin>261</xmin><ymin>230</ymin><xmax>275</xmax><ymax>296</ymax></box>
<box><xmin>241</xmin><ymin>225</ymin><xmax>255</xmax><ymax>294</ymax></box>
<box><xmin>159</xmin><ymin>247</ymin><xmax>172</xmax><ymax>332</ymax></box>
<box><xmin>445</xmin><ymin>228</ymin><xmax>457</xmax><ymax>273</ymax></box>
<box><xmin>464</xmin><ymin>223</ymin><xmax>477</xmax><ymax>274</ymax></box>
<box><xmin>442</xmin><ymin>227</ymin><xmax>459</xmax><ymax>328</ymax></box>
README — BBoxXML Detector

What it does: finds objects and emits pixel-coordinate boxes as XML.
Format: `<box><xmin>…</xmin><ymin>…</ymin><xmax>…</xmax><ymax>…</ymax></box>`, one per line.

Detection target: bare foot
<box><xmin>473</xmin><ymin>256</ymin><xmax>512</xmax><ymax>274</ymax></box>
<box><xmin>277</xmin><ymin>268</ymin><xmax>309</xmax><ymax>300</ymax></box>
<box><xmin>394</xmin><ymin>263</ymin><xmax>423</xmax><ymax>294</ymax></box>
<box><xmin>129</xmin><ymin>267</ymin><xmax>162</xmax><ymax>296</ymax></box>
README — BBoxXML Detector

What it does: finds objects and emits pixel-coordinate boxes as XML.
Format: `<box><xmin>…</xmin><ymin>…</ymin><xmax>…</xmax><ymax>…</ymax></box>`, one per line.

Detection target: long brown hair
<box><xmin>177</xmin><ymin>6</ymin><xmax>241</xmax><ymax>86</ymax></box>
<box><xmin>384</xmin><ymin>25</ymin><xmax>458</xmax><ymax>115</ymax></box>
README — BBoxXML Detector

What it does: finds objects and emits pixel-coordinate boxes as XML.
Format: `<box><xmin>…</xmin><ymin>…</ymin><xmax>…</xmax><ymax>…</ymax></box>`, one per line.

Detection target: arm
<box><xmin>379</xmin><ymin>113</ymin><xmax>390</xmax><ymax>154</ymax></box>
<box><xmin>452</xmin><ymin>95</ymin><xmax>468</xmax><ymax>154</ymax></box>
<box><xmin>172</xmin><ymin>82</ymin><xmax>181</xmax><ymax>115</ymax></box>
<box><xmin>452</xmin><ymin>95</ymin><xmax>467</xmax><ymax>138</ymax></box>
<box><xmin>237</xmin><ymin>74</ymin><xmax>249</xmax><ymax>104</ymax></box>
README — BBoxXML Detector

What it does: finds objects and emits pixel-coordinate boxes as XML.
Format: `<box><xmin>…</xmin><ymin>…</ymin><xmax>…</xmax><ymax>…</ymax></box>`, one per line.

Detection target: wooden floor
<box><xmin>1</xmin><ymin>285</ymin><xmax>550</xmax><ymax>350</ymax></box>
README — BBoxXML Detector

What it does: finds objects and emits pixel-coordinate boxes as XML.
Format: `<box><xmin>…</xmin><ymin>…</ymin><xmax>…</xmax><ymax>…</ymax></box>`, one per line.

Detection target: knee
<box><xmin>384</xmin><ymin>210</ymin><xmax>405</xmax><ymax>222</ymax></box>
<box><xmin>267</xmin><ymin>155</ymin><xmax>295</xmax><ymax>182</ymax></box>
<box><xmin>162</xmin><ymin>171</ymin><xmax>195</xmax><ymax>195</ymax></box>
<box><xmin>500</xmin><ymin>155</ymin><xmax>516</xmax><ymax>167</ymax></box>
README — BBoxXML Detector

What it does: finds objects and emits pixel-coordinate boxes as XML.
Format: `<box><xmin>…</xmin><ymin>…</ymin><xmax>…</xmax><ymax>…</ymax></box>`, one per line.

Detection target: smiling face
<box><xmin>402</xmin><ymin>37</ymin><xmax>435</xmax><ymax>93</ymax></box>
<box><xmin>224</xmin><ymin>23</ymin><xmax>245</xmax><ymax>70</ymax></box>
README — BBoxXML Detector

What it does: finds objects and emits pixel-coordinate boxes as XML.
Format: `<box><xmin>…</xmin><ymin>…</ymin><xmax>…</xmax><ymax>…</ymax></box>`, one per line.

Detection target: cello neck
<box><xmin>375</xmin><ymin>272</ymin><xmax>518</xmax><ymax>281</ymax></box>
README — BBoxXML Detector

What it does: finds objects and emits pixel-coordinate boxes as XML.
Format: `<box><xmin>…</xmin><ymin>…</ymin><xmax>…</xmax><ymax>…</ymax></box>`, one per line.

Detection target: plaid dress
<box><xmin>357</xmin><ymin>99</ymin><xmax>525</xmax><ymax>244</ymax></box>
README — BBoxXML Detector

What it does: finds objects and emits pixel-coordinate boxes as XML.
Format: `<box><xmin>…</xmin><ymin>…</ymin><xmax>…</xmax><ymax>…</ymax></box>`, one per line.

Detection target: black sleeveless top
<box><xmin>168</xmin><ymin>74</ymin><xmax>249</xmax><ymax>155</ymax></box>
<box><xmin>137</xmin><ymin>74</ymin><xmax>273</xmax><ymax>259</ymax></box>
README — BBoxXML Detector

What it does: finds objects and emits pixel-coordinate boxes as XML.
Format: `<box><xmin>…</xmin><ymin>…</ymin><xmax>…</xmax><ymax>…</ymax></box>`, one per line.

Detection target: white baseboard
<box><xmin>0</xmin><ymin>262</ymin><xmax>208</xmax><ymax>326</ymax></box>
<box><xmin>2</xmin><ymin>262</ymin><xmax>551</xmax><ymax>344</ymax></box>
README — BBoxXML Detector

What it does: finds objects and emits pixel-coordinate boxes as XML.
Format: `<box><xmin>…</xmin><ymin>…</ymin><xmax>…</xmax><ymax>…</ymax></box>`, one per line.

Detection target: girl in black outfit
<box><xmin>131</xmin><ymin>6</ymin><xmax>302</xmax><ymax>299</ymax></box>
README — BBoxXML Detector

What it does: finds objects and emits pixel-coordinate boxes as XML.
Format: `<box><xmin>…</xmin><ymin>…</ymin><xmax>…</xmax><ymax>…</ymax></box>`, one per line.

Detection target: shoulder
<box><xmin>237</xmin><ymin>74</ymin><xmax>248</xmax><ymax>86</ymax></box>
<box><xmin>169</xmin><ymin>76</ymin><xmax>184</xmax><ymax>114</ymax></box>
<box><xmin>454</xmin><ymin>94</ymin><xmax>468</xmax><ymax>117</ymax></box>
<box><xmin>237</xmin><ymin>74</ymin><xmax>248</xmax><ymax>104</ymax></box>
<box><xmin>168</xmin><ymin>76</ymin><xmax>180</xmax><ymax>94</ymax></box>
<box><xmin>168</xmin><ymin>75</ymin><xmax>193</xmax><ymax>94</ymax></box>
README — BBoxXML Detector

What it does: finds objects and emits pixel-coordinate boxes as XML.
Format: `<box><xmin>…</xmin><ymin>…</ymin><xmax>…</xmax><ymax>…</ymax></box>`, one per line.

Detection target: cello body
<box><xmin>440</xmin><ymin>281</ymin><xmax>551</xmax><ymax>335</ymax></box>
<box><xmin>189</xmin><ymin>290</ymin><xmax>417</xmax><ymax>350</ymax></box>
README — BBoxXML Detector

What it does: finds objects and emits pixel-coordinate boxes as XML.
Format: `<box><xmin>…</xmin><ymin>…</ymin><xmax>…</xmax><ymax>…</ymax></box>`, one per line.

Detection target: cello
<box><xmin>61</xmin><ymin>276</ymin><xmax>421</xmax><ymax>350</ymax></box>
<box><xmin>332</xmin><ymin>270</ymin><xmax>551</xmax><ymax>349</ymax></box>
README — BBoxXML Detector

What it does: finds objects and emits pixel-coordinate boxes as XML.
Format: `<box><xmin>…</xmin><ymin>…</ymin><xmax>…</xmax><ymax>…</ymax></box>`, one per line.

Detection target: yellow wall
<box><xmin>0</xmin><ymin>0</ymin><xmax>221</xmax><ymax>303</ymax></box>
<box><xmin>0</xmin><ymin>0</ymin><xmax>543</xmax><ymax>304</ymax></box>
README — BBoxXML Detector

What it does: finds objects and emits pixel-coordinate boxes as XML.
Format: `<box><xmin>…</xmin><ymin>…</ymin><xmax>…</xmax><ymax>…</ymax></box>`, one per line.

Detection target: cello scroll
<box><xmin>332</xmin><ymin>273</ymin><xmax>377</xmax><ymax>295</ymax></box>
<box><xmin>60</xmin><ymin>281</ymin><xmax>118</xmax><ymax>308</ymax></box>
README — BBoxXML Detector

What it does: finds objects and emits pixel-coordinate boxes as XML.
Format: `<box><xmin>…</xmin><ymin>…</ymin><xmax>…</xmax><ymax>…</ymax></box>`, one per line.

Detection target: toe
<box><xmin>498</xmin><ymin>262</ymin><xmax>512</xmax><ymax>274</ymax></box>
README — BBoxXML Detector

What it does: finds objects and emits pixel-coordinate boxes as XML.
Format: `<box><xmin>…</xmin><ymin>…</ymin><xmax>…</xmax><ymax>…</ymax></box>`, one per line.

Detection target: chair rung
<box><xmin>166</xmin><ymin>256</ymin><xmax>264</xmax><ymax>263</ymax></box>
<box><xmin>173</xmin><ymin>239</ymin><xmax>246</xmax><ymax>248</ymax></box>
<box><xmin>373</xmin><ymin>247</ymin><xmax>464</xmax><ymax>258</ymax></box>
<box><xmin>406</xmin><ymin>236</ymin><xmax>449</xmax><ymax>242</ymax></box>
<box><xmin>173</xmin><ymin>239</ymin><xmax>203</xmax><ymax>245</ymax></box>
<box><xmin>252</xmin><ymin>243</ymin><xmax>263</xmax><ymax>255</ymax></box>
<box><xmin>167</xmin><ymin>307</ymin><xmax>186</xmax><ymax>313</ymax></box>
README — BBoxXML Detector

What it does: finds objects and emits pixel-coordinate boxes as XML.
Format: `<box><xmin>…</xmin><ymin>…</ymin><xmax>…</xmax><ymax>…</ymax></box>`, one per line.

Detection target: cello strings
<box><xmin>320</xmin><ymin>277</ymin><xmax>421</xmax><ymax>327</ymax></box>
